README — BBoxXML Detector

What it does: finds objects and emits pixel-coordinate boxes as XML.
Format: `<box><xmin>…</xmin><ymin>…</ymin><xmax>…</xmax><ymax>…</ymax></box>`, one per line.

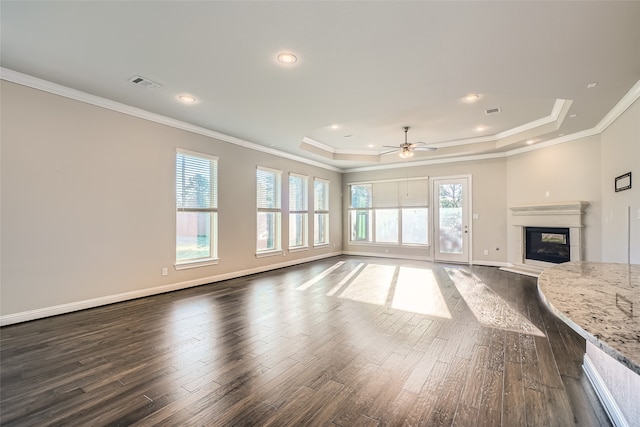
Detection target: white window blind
<box><xmin>257</xmin><ymin>167</ymin><xmax>281</xmax><ymax>210</ymax></box>
<box><xmin>399</xmin><ymin>179</ymin><xmax>429</xmax><ymax>207</ymax></box>
<box><xmin>177</xmin><ymin>152</ymin><xmax>218</xmax><ymax>211</ymax></box>
<box><xmin>289</xmin><ymin>173</ymin><xmax>308</xmax><ymax>212</ymax></box>
<box><xmin>372</xmin><ymin>181</ymin><xmax>399</xmax><ymax>208</ymax></box>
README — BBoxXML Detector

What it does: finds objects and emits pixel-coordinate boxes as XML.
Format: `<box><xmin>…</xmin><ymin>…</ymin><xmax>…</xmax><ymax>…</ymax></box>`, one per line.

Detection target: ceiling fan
<box><xmin>382</xmin><ymin>126</ymin><xmax>437</xmax><ymax>158</ymax></box>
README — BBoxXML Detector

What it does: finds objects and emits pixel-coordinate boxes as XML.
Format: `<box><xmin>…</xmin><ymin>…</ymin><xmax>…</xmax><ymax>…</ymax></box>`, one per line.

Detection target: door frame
<box><xmin>431</xmin><ymin>174</ymin><xmax>473</xmax><ymax>265</ymax></box>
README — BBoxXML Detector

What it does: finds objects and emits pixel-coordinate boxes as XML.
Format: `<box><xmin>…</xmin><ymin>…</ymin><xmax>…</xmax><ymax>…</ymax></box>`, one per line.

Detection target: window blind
<box><xmin>289</xmin><ymin>173</ymin><xmax>308</xmax><ymax>212</ymax></box>
<box><xmin>372</xmin><ymin>181</ymin><xmax>399</xmax><ymax>208</ymax></box>
<box><xmin>314</xmin><ymin>179</ymin><xmax>329</xmax><ymax>211</ymax></box>
<box><xmin>257</xmin><ymin>167</ymin><xmax>281</xmax><ymax>209</ymax></box>
<box><xmin>176</xmin><ymin>152</ymin><xmax>218</xmax><ymax>210</ymax></box>
<box><xmin>399</xmin><ymin>179</ymin><xmax>429</xmax><ymax>207</ymax></box>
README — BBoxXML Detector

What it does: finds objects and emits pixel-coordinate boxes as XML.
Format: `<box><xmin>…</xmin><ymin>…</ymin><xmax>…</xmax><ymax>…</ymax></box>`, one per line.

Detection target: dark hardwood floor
<box><xmin>1</xmin><ymin>256</ymin><xmax>611</xmax><ymax>426</ymax></box>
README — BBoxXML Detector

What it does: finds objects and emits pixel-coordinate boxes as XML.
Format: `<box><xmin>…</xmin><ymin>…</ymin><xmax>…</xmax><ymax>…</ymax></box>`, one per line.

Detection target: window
<box><xmin>313</xmin><ymin>178</ymin><xmax>330</xmax><ymax>246</ymax></box>
<box><xmin>257</xmin><ymin>166</ymin><xmax>282</xmax><ymax>254</ymax></box>
<box><xmin>348</xmin><ymin>178</ymin><xmax>428</xmax><ymax>245</ymax></box>
<box><xmin>289</xmin><ymin>173</ymin><xmax>308</xmax><ymax>250</ymax></box>
<box><xmin>176</xmin><ymin>150</ymin><xmax>218</xmax><ymax>265</ymax></box>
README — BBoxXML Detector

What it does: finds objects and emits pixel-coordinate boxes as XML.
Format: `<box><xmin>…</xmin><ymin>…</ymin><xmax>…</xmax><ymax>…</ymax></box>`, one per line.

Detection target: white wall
<box><xmin>342</xmin><ymin>157</ymin><xmax>508</xmax><ymax>265</ymax></box>
<box><xmin>505</xmin><ymin>135</ymin><xmax>603</xmax><ymax>262</ymax></box>
<box><xmin>600</xmin><ymin>98</ymin><xmax>640</xmax><ymax>263</ymax></box>
<box><xmin>0</xmin><ymin>81</ymin><xmax>342</xmax><ymax>322</ymax></box>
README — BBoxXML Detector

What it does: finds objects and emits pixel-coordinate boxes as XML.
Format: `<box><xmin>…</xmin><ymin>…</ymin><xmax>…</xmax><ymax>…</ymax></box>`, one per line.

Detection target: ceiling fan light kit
<box><xmin>399</xmin><ymin>147</ymin><xmax>414</xmax><ymax>158</ymax></box>
<box><xmin>382</xmin><ymin>126</ymin><xmax>437</xmax><ymax>158</ymax></box>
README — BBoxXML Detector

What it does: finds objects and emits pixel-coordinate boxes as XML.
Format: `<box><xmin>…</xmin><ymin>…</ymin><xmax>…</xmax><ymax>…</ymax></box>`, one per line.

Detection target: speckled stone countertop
<box><xmin>538</xmin><ymin>261</ymin><xmax>640</xmax><ymax>375</ymax></box>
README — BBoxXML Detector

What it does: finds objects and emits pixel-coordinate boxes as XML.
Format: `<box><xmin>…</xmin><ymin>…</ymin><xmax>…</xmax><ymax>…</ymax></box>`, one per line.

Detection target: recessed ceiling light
<box><xmin>475</xmin><ymin>125</ymin><xmax>487</xmax><ymax>132</ymax></box>
<box><xmin>569</xmin><ymin>114</ymin><xmax>577</xmax><ymax>118</ymax></box>
<box><xmin>277</xmin><ymin>52</ymin><xmax>297</xmax><ymax>64</ymax></box>
<box><xmin>330</xmin><ymin>124</ymin><xmax>340</xmax><ymax>130</ymax></box>
<box><xmin>367</xmin><ymin>144</ymin><xmax>374</xmax><ymax>148</ymax></box>
<box><xmin>526</xmin><ymin>139</ymin><xmax>536</xmax><ymax>145</ymax></box>
<box><xmin>178</xmin><ymin>95</ymin><xmax>196</xmax><ymax>103</ymax></box>
<box><xmin>463</xmin><ymin>94</ymin><xmax>480</xmax><ymax>103</ymax></box>
<box><xmin>587</xmin><ymin>82</ymin><xmax>598</xmax><ymax>89</ymax></box>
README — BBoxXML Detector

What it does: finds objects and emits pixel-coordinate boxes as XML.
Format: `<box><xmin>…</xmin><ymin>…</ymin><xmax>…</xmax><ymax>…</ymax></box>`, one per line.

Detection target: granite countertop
<box><xmin>537</xmin><ymin>261</ymin><xmax>640</xmax><ymax>375</ymax></box>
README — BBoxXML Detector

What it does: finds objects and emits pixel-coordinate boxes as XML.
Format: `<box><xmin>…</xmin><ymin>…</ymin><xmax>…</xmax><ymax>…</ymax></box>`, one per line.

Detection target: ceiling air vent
<box><xmin>485</xmin><ymin>107</ymin><xmax>501</xmax><ymax>115</ymax></box>
<box><xmin>128</xmin><ymin>75</ymin><xmax>162</xmax><ymax>89</ymax></box>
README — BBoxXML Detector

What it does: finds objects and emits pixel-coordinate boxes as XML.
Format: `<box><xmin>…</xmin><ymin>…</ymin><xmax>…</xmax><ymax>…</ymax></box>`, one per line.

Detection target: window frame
<box><xmin>256</xmin><ymin>166</ymin><xmax>283</xmax><ymax>257</ymax></box>
<box><xmin>313</xmin><ymin>178</ymin><xmax>330</xmax><ymax>247</ymax></box>
<box><xmin>348</xmin><ymin>177</ymin><xmax>429</xmax><ymax>247</ymax></box>
<box><xmin>175</xmin><ymin>149</ymin><xmax>219</xmax><ymax>270</ymax></box>
<box><xmin>288</xmin><ymin>172</ymin><xmax>309</xmax><ymax>252</ymax></box>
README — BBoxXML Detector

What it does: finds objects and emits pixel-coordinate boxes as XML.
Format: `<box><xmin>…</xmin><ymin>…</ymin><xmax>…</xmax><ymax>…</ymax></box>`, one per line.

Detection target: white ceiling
<box><xmin>2</xmin><ymin>1</ymin><xmax>639</xmax><ymax>170</ymax></box>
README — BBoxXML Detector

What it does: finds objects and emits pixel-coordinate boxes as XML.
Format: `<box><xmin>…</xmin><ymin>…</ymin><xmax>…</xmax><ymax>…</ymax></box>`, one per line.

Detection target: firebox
<box><xmin>524</xmin><ymin>227</ymin><xmax>570</xmax><ymax>264</ymax></box>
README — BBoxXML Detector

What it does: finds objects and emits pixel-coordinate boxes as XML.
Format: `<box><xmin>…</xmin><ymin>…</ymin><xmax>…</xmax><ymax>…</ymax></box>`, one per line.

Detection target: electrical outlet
<box><xmin>162</xmin><ymin>267</ymin><xmax>168</xmax><ymax>276</ymax></box>
<box><xmin>483</xmin><ymin>249</ymin><xmax>489</xmax><ymax>255</ymax></box>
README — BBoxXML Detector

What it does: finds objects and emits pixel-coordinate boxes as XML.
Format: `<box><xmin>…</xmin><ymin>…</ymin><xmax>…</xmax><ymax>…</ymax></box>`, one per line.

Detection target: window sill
<box><xmin>174</xmin><ymin>258</ymin><xmax>219</xmax><ymax>270</ymax></box>
<box><xmin>313</xmin><ymin>243</ymin><xmax>331</xmax><ymax>249</ymax></box>
<box><xmin>289</xmin><ymin>246</ymin><xmax>309</xmax><ymax>253</ymax></box>
<box><xmin>255</xmin><ymin>249</ymin><xmax>284</xmax><ymax>258</ymax></box>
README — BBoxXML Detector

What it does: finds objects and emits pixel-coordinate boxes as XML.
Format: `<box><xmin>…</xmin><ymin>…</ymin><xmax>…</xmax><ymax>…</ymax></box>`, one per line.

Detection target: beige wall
<box><xmin>342</xmin><ymin>157</ymin><xmax>508</xmax><ymax>265</ymax></box>
<box><xmin>600</xmin><ymin>98</ymin><xmax>640</xmax><ymax>263</ymax></box>
<box><xmin>0</xmin><ymin>81</ymin><xmax>342</xmax><ymax>320</ymax></box>
<box><xmin>505</xmin><ymin>135</ymin><xmax>603</xmax><ymax>262</ymax></box>
<box><xmin>2</xmin><ymin>78</ymin><xmax>638</xmax><ymax>323</ymax></box>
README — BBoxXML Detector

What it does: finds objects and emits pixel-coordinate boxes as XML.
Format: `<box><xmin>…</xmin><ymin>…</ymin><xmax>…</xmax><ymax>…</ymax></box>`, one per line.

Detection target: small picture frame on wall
<box><xmin>614</xmin><ymin>172</ymin><xmax>631</xmax><ymax>192</ymax></box>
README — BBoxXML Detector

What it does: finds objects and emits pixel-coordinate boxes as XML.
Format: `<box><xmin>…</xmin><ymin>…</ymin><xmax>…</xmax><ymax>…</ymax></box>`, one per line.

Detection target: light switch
<box><xmin>473</xmin><ymin>213</ymin><xmax>479</xmax><ymax>219</ymax></box>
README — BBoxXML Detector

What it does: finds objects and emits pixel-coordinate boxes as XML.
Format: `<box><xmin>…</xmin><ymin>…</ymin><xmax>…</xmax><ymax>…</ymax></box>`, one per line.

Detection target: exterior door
<box><xmin>433</xmin><ymin>177</ymin><xmax>471</xmax><ymax>264</ymax></box>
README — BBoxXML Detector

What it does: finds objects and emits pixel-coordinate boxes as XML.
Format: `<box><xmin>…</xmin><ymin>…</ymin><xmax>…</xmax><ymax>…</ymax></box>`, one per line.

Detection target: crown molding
<box><xmin>342</xmin><ymin>152</ymin><xmax>507</xmax><ymax>173</ymax></box>
<box><xmin>595</xmin><ymin>79</ymin><xmax>640</xmax><ymax>133</ymax></box>
<box><xmin>0</xmin><ymin>68</ymin><xmax>342</xmax><ymax>173</ymax></box>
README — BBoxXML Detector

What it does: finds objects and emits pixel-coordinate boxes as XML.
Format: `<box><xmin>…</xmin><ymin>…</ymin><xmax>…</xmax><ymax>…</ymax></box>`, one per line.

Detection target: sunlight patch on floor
<box><xmin>337</xmin><ymin>263</ymin><xmax>395</xmax><ymax>306</ymax></box>
<box><xmin>326</xmin><ymin>263</ymin><xmax>366</xmax><ymax>296</ymax></box>
<box><xmin>446</xmin><ymin>268</ymin><xmax>545</xmax><ymax>336</ymax></box>
<box><xmin>392</xmin><ymin>267</ymin><xmax>452</xmax><ymax>319</ymax></box>
<box><xmin>296</xmin><ymin>261</ymin><xmax>345</xmax><ymax>291</ymax></box>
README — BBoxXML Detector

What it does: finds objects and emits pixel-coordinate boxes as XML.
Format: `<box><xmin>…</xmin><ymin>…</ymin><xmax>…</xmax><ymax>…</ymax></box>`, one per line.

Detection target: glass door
<box><xmin>433</xmin><ymin>177</ymin><xmax>470</xmax><ymax>264</ymax></box>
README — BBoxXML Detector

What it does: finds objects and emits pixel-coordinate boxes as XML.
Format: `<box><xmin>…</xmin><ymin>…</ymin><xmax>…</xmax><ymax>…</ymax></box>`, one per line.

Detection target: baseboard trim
<box><xmin>471</xmin><ymin>260</ymin><xmax>509</xmax><ymax>268</ymax></box>
<box><xmin>583</xmin><ymin>354</ymin><xmax>630</xmax><ymax>427</ymax></box>
<box><xmin>0</xmin><ymin>252</ymin><xmax>342</xmax><ymax>326</ymax></box>
<box><xmin>341</xmin><ymin>251</ymin><xmax>432</xmax><ymax>262</ymax></box>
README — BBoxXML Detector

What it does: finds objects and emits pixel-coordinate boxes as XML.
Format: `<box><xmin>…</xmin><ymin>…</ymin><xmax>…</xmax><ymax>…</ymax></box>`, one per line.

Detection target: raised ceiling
<box><xmin>1</xmin><ymin>1</ymin><xmax>639</xmax><ymax>170</ymax></box>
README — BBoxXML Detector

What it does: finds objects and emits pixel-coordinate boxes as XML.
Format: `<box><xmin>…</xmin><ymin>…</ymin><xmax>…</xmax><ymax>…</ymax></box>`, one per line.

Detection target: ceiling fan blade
<box><xmin>382</xmin><ymin>145</ymin><xmax>399</xmax><ymax>148</ymax></box>
<box><xmin>380</xmin><ymin>149</ymin><xmax>399</xmax><ymax>155</ymax></box>
<box><xmin>413</xmin><ymin>147</ymin><xmax>438</xmax><ymax>151</ymax></box>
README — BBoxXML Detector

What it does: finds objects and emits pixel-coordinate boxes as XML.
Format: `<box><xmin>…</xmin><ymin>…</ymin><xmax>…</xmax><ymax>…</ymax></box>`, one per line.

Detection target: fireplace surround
<box><xmin>503</xmin><ymin>201</ymin><xmax>589</xmax><ymax>276</ymax></box>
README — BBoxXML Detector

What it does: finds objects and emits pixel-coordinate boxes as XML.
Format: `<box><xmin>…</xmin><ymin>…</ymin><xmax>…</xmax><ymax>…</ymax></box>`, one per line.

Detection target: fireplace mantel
<box><xmin>503</xmin><ymin>201</ymin><xmax>589</xmax><ymax>276</ymax></box>
<box><xmin>510</xmin><ymin>201</ymin><xmax>589</xmax><ymax>216</ymax></box>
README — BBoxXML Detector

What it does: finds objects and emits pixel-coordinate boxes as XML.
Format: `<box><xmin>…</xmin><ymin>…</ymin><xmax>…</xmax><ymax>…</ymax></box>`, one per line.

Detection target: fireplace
<box><xmin>525</xmin><ymin>227</ymin><xmax>570</xmax><ymax>264</ymax></box>
<box><xmin>503</xmin><ymin>201</ymin><xmax>588</xmax><ymax>276</ymax></box>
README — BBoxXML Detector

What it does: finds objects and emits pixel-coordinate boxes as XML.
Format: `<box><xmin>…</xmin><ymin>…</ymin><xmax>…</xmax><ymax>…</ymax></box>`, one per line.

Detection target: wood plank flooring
<box><xmin>0</xmin><ymin>256</ymin><xmax>611</xmax><ymax>426</ymax></box>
